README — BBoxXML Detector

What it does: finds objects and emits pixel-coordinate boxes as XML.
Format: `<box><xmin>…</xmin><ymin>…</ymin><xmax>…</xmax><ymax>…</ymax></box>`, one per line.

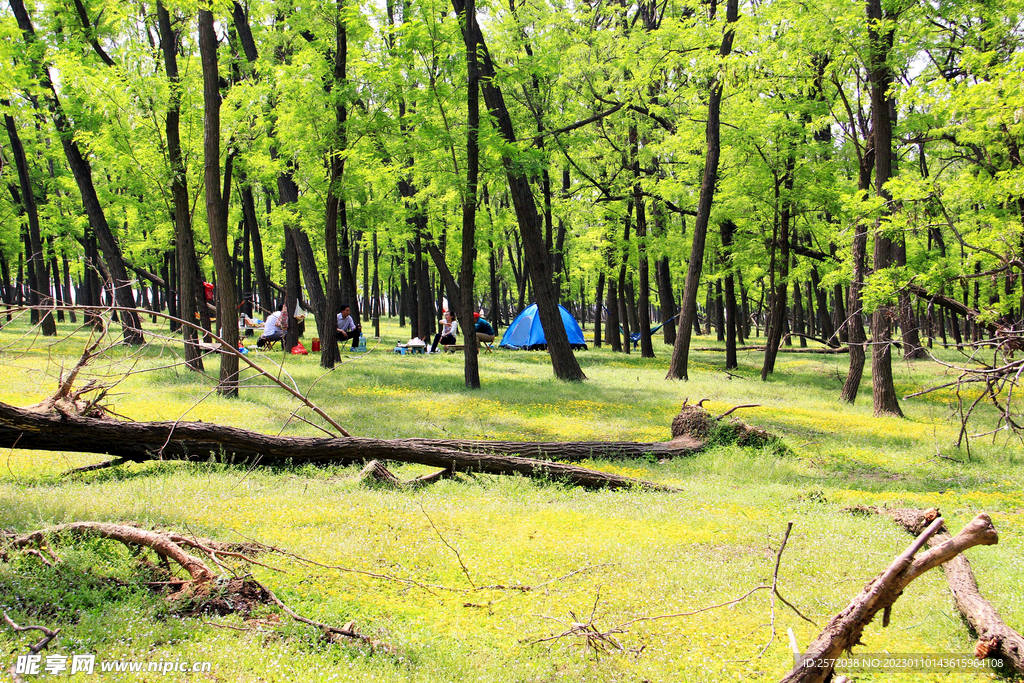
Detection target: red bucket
<box><xmin>311</xmin><ymin>338</ymin><xmax>321</xmax><ymax>352</ymax></box>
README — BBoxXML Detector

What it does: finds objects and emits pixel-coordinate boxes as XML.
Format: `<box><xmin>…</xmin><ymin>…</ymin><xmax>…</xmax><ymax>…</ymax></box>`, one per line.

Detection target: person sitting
<box><xmin>473</xmin><ymin>312</ymin><xmax>496</xmax><ymax>346</ymax></box>
<box><xmin>336</xmin><ymin>304</ymin><xmax>361</xmax><ymax>350</ymax></box>
<box><xmin>257</xmin><ymin>306</ymin><xmax>287</xmax><ymax>348</ymax></box>
<box><xmin>430</xmin><ymin>310</ymin><xmax>458</xmax><ymax>353</ymax></box>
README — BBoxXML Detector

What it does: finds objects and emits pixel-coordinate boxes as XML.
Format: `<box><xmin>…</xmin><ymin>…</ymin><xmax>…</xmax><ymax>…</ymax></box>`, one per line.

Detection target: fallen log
<box><xmin>693</xmin><ymin>345</ymin><xmax>849</xmax><ymax>354</ymax></box>
<box><xmin>856</xmin><ymin>506</ymin><xmax>1024</xmax><ymax>674</ymax></box>
<box><xmin>390</xmin><ymin>437</ymin><xmax>702</xmax><ymax>461</ymax></box>
<box><xmin>0</xmin><ymin>400</ymin><xmax>675</xmax><ymax>491</ymax></box>
<box><xmin>781</xmin><ymin>513</ymin><xmax>999</xmax><ymax>683</ymax></box>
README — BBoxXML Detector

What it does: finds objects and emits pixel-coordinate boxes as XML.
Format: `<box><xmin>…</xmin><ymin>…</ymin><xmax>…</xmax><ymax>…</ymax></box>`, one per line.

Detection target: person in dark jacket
<box><xmin>473</xmin><ymin>312</ymin><xmax>496</xmax><ymax>345</ymax></box>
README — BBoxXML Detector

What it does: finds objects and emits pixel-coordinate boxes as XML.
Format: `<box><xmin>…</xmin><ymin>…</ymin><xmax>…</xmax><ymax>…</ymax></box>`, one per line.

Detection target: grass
<box><xmin>0</xmin><ymin>312</ymin><xmax>1021</xmax><ymax>682</ymax></box>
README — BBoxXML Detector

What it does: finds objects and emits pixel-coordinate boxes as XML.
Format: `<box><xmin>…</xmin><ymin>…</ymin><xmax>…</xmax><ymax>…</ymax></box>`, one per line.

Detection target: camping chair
<box><xmin>623</xmin><ymin>314</ymin><xmax>678</xmax><ymax>349</ymax></box>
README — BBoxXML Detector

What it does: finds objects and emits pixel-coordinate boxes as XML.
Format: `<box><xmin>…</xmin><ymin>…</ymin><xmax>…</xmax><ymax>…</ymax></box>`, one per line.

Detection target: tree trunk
<box><xmin>3</xmin><ymin>109</ymin><xmax>55</xmax><ymax>335</ymax></box>
<box><xmin>284</xmin><ymin>230</ymin><xmax>300</xmax><ymax>350</ymax></box>
<box><xmin>607</xmin><ymin>275</ymin><xmax>622</xmax><ymax>352</ymax></box>
<box><xmin>459</xmin><ymin>0</ymin><xmax>481</xmax><ymax>388</ymax></box>
<box><xmin>867</xmin><ymin>0</ymin><xmax>902</xmax><ymax>416</ymax></box>
<box><xmin>158</xmin><ymin>1</ymin><xmax>203</xmax><ymax>370</ymax></box>
<box><xmin>451</xmin><ymin>0</ymin><xmax>584</xmax><ymax>381</ymax></box>
<box><xmin>62</xmin><ymin>253</ymin><xmax>76</xmax><ymax>323</ymax></box>
<box><xmin>319</xmin><ymin>0</ymin><xmax>348</xmax><ymax>369</ymax></box>
<box><xmin>666</xmin><ymin>0</ymin><xmax>738</xmax><ymax>379</ymax></box>
<box><xmin>0</xmin><ymin>401</ymin><xmax>674</xmax><ymax>492</ymax></box>
<box><xmin>199</xmin><ymin>8</ymin><xmax>239</xmax><ymax>395</ymax></box>
<box><xmin>720</xmin><ymin>220</ymin><xmax>739</xmax><ymax>369</ymax></box>
<box><xmin>594</xmin><ymin>272</ymin><xmax>605</xmax><ymax>348</ymax></box>
<box><xmin>762</xmin><ymin>163</ymin><xmax>793</xmax><ymax>380</ymax></box>
<box><xmin>9</xmin><ymin>0</ymin><xmax>142</xmax><ymax>344</ymax></box>
<box><xmin>840</xmin><ymin>148</ymin><xmax>873</xmax><ymax>403</ymax></box>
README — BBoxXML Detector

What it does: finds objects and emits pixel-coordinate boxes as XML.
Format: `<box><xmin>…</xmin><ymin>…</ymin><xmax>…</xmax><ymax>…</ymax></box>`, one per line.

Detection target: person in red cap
<box><xmin>473</xmin><ymin>312</ymin><xmax>496</xmax><ymax>346</ymax></box>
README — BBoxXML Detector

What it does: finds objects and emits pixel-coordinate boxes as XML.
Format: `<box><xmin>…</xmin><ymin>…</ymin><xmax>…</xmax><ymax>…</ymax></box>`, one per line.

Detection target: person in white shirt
<box><xmin>336</xmin><ymin>304</ymin><xmax>361</xmax><ymax>349</ymax></box>
<box><xmin>429</xmin><ymin>310</ymin><xmax>458</xmax><ymax>353</ymax></box>
<box><xmin>257</xmin><ymin>307</ymin><xmax>287</xmax><ymax>348</ymax></box>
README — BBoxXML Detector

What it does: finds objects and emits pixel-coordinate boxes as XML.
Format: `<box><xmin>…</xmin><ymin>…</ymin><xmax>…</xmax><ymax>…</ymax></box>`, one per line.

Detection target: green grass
<box><xmin>0</xmin><ymin>313</ymin><xmax>1021</xmax><ymax>682</ymax></box>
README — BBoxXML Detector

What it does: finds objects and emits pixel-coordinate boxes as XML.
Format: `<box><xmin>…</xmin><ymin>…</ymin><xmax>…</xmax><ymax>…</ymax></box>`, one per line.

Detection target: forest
<box><xmin>0</xmin><ymin>0</ymin><xmax>1021</xmax><ymax>397</ymax></box>
<box><xmin>1</xmin><ymin>0</ymin><xmax>1024</xmax><ymax>680</ymax></box>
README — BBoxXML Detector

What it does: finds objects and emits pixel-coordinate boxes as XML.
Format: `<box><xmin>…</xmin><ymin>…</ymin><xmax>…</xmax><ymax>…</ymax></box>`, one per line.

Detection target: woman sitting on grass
<box><xmin>429</xmin><ymin>311</ymin><xmax>458</xmax><ymax>353</ymax></box>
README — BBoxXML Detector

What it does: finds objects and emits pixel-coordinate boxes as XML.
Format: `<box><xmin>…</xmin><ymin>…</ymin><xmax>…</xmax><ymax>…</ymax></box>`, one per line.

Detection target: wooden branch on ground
<box><xmin>694</xmin><ymin>345</ymin><xmax>849</xmax><ymax>354</ymax></box>
<box><xmin>781</xmin><ymin>513</ymin><xmax>999</xmax><ymax>683</ymax></box>
<box><xmin>360</xmin><ymin>461</ymin><xmax>457</xmax><ymax>488</ymax></box>
<box><xmin>390</xmin><ymin>437</ymin><xmax>702</xmax><ymax>461</ymax></box>
<box><xmin>3</xmin><ymin>612</ymin><xmax>59</xmax><ymax>653</ymax></box>
<box><xmin>851</xmin><ymin>506</ymin><xmax>1024</xmax><ymax>674</ymax></box>
<box><xmin>61</xmin><ymin>457</ymin><xmax>128</xmax><ymax>477</ymax></box>
<box><xmin>3</xmin><ymin>612</ymin><xmax>61</xmax><ymax>683</ymax></box>
<box><xmin>0</xmin><ymin>401</ymin><xmax>676</xmax><ymax>491</ymax></box>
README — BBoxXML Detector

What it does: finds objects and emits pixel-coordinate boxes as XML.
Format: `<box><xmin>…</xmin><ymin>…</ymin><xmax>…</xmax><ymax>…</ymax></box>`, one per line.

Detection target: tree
<box><xmin>198</xmin><ymin>6</ymin><xmax>239</xmax><ymax>396</ymax></box>
<box><xmin>667</xmin><ymin>0</ymin><xmax>739</xmax><ymax>380</ymax></box>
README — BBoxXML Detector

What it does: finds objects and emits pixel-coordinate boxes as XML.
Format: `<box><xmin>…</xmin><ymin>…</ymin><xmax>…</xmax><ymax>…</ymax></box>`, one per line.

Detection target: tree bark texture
<box><xmin>3</xmin><ymin>109</ymin><xmax>55</xmax><ymax>336</ymax></box>
<box><xmin>866</xmin><ymin>0</ymin><xmax>902</xmax><ymax>416</ymax></box>
<box><xmin>880</xmin><ymin>508</ymin><xmax>1024</xmax><ymax>674</ymax></box>
<box><xmin>158</xmin><ymin>1</ymin><xmax>203</xmax><ymax>371</ymax></box>
<box><xmin>460</xmin><ymin>0</ymin><xmax>482</xmax><ymax>388</ymax></box>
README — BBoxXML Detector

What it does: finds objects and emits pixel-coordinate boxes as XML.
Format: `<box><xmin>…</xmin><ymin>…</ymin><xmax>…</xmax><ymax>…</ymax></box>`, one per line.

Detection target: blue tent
<box><xmin>499</xmin><ymin>303</ymin><xmax>588</xmax><ymax>350</ymax></box>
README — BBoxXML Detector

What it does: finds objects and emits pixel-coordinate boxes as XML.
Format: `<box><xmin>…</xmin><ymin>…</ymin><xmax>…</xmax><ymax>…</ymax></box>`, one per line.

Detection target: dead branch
<box><xmin>358</xmin><ymin>460</ymin><xmax>404</xmax><ymax>487</ymax></box>
<box><xmin>385</xmin><ymin>438</ymin><xmax>699</xmax><ymax>461</ymax></box>
<box><xmin>715</xmin><ymin>404</ymin><xmax>762</xmax><ymax>421</ymax></box>
<box><xmin>358</xmin><ymin>460</ymin><xmax>456</xmax><ymax>488</ymax></box>
<box><xmin>4</xmin><ymin>612</ymin><xmax>60</xmax><ymax>683</ymax></box>
<box><xmin>420</xmin><ymin>502</ymin><xmax>476</xmax><ymax>588</ymax></box>
<box><xmin>781</xmin><ymin>513</ymin><xmax>999</xmax><ymax>683</ymax></box>
<box><xmin>855</xmin><ymin>506</ymin><xmax>1024</xmax><ymax>674</ymax></box>
<box><xmin>3</xmin><ymin>612</ymin><xmax>60</xmax><ymax>653</ymax></box>
<box><xmin>2</xmin><ymin>524</ymin><xmax>393</xmax><ymax>651</ymax></box>
<box><xmin>246</xmin><ymin>575</ymin><xmax>389</xmax><ymax>650</ymax></box>
<box><xmin>61</xmin><ymin>457</ymin><xmax>127</xmax><ymax>477</ymax></box>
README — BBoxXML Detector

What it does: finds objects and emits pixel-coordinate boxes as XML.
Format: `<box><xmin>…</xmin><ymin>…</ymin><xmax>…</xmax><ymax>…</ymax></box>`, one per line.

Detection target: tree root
<box><xmin>671</xmin><ymin>401</ymin><xmax>783</xmax><ymax>452</ymax></box>
<box><xmin>1</xmin><ymin>522</ymin><xmax>381</xmax><ymax>649</ymax></box>
<box><xmin>780</xmin><ymin>513</ymin><xmax>999</xmax><ymax>683</ymax></box>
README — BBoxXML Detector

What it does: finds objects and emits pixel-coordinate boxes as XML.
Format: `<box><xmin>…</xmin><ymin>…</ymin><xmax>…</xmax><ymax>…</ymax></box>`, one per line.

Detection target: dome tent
<box><xmin>498</xmin><ymin>303</ymin><xmax>588</xmax><ymax>350</ymax></box>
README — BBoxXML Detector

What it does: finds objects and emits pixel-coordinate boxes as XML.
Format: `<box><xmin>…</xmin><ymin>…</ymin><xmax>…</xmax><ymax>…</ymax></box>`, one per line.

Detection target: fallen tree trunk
<box><xmin>863</xmin><ymin>506</ymin><xmax>1024</xmax><ymax>674</ymax></box>
<box><xmin>781</xmin><ymin>513</ymin><xmax>999</xmax><ymax>683</ymax></box>
<box><xmin>0</xmin><ymin>401</ymin><xmax>675</xmax><ymax>491</ymax></box>
<box><xmin>390</xmin><ymin>437</ymin><xmax>702</xmax><ymax>461</ymax></box>
<box><xmin>693</xmin><ymin>345</ymin><xmax>849</xmax><ymax>354</ymax></box>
